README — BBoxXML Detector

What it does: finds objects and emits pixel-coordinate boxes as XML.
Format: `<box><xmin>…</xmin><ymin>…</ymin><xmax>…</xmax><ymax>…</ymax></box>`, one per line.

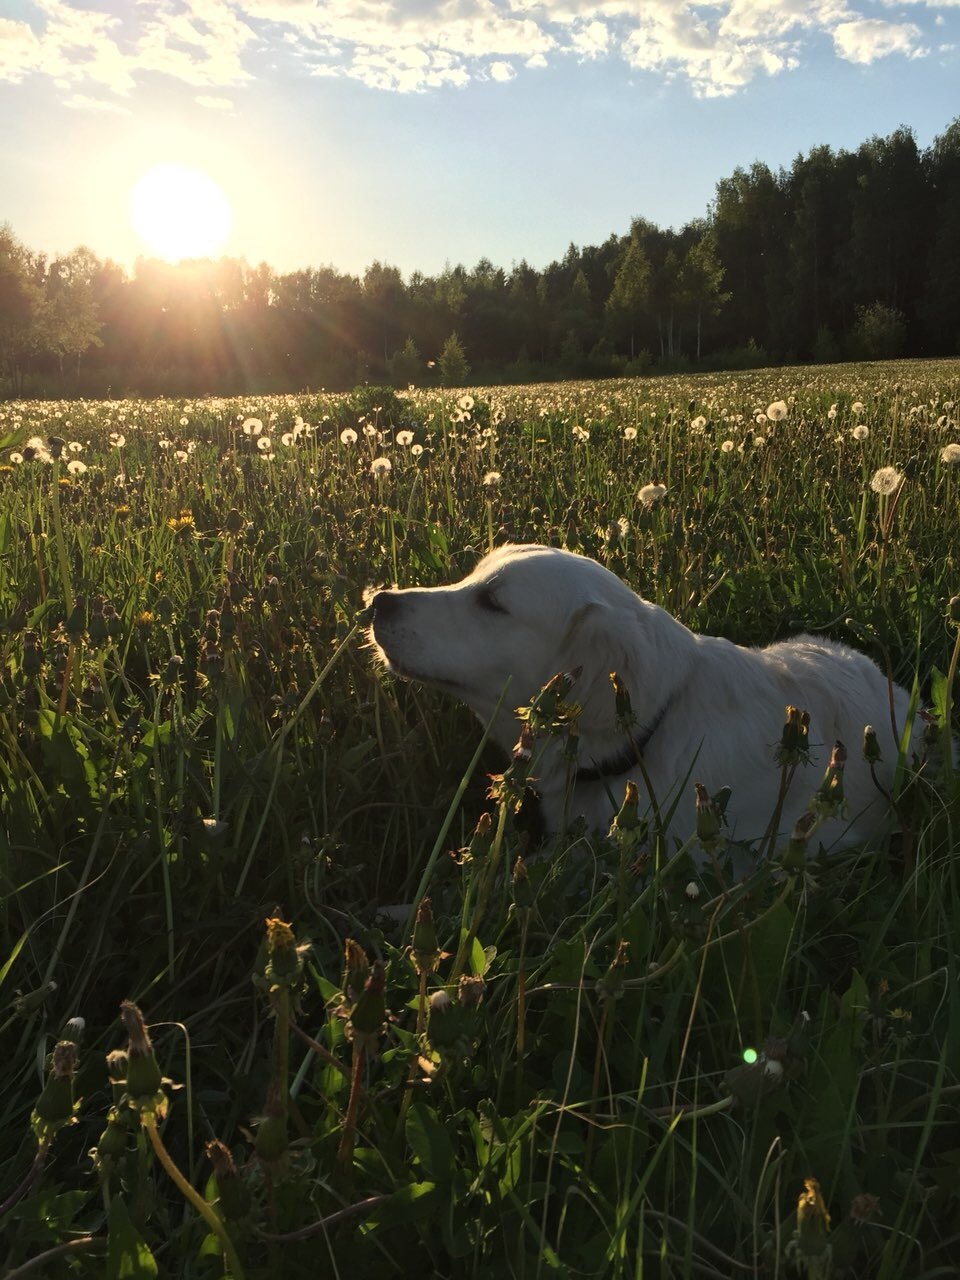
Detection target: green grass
<box><xmin>0</xmin><ymin>360</ymin><xmax>958</xmax><ymax>1278</ymax></box>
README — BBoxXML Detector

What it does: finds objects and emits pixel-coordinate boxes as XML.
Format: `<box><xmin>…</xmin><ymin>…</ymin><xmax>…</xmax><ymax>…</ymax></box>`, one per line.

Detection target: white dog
<box><xmin>369</xmin><ymin>544</ymin><xmax>921</xmax><ymax>853</ymax></box>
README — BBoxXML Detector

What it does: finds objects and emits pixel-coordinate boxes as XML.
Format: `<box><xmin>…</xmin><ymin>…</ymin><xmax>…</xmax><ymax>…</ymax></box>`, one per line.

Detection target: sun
<box><xmin>129</xmin><ymin>163</ymin><xmax>233</xmax><ymax>261</ymax></box>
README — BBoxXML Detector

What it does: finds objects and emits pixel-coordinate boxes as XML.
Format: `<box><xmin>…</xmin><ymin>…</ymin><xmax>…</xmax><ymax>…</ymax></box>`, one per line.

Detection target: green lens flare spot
<box><xmin>742</xmin><ymin>1047</ymin><xmax>758</xmax><ymax>1065</ymax></box>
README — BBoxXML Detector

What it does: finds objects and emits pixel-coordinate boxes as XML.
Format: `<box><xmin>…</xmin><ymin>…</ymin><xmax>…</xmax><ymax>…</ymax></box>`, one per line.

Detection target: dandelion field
<box><xmin>1</xmin><ymin>360</ymin><xmax>959</xmax><ymax>1278</ymax></box>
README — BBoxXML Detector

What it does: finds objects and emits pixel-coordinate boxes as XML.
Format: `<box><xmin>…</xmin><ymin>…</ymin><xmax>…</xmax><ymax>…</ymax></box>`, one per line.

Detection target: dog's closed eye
<box><xmin>475</xmin><ymin>585</ymin><xmax>508</xmax><ymax>615</ymax></box>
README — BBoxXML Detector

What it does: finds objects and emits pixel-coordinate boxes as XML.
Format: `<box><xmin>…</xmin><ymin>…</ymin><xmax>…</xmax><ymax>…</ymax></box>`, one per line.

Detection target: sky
<box><xmin>1</xmin><ymin>0</ymin><xmax>958</xmax><ymax>280</ymax></box>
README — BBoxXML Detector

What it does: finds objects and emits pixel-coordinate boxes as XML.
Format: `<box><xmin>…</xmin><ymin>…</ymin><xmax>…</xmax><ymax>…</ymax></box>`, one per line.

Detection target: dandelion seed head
<box><xmin>396</xmin><ymin>429</ymin><xmax>415</xmax><ymax>446</ymax></box>
<box><xmin>370</xmin><ymin>456</ymin><xmax>392</xmax><ymax>477</ymax></box>
<box><xmin>766</xmin><ymin>400</ymin><xmax>788</xmax><ymax>422</ymax></box>
<box><xmin>869</xmin><ymin>466</ymin><xmax>903</xmax><ymax>496</ymax></box>
<box><xmin>638</xmin><ymin>482</ymin><xmax>667</xmax><ymax>505</ymax></box>
<box><xmin>720</xmin><ymin>440</ymin><xmax>735</xmax><ymax>453</ymax></box>
<box><xmin>852</xmin><ymin>424</ymin><xmax>870</xmax><ymax>441</ymax></box>
<box><xmin>940</xmin><ymin>443</ymin><xmax>960</xmax><ymax>464</ymax></box>
<box><xmin>340</xmin><ymin>428</ymin><xmax>358</xmax><ymax>445</ymax></box>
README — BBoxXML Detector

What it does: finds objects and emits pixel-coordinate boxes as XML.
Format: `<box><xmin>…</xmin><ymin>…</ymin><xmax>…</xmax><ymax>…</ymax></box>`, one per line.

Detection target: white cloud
<box><xmin>832</xmin><ymin>17</ymin><xmax>925</xmax><ymax>63</ymax></box>
<box><xmin>62</xmin><ymin>92</ymin><xmax>131</xmax><ymax>113</ymax></box>
<box><xmin>2</xmin><ymin>0</ymin><xmax>954</xmax><ymax>101</ymax></box>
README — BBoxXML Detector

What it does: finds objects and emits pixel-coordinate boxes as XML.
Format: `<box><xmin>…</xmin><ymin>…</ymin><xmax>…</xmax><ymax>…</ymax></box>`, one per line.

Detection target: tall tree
<box><xmin>605</xmin><ymin>231</ymin><xmax>651</xmax><ymax>359</ymax></box>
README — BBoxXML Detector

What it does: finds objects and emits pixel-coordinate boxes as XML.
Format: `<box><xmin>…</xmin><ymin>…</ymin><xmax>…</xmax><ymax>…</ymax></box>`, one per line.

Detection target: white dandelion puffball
<box><xmin>851</xmin><ymin>401</ymin><xmax>865</xmax><ymax>415</ymax></box>
<box><xmin>396</xmin><ymin>430</ymin><xmax>414</xmax><ymax>446</ymax></box>
<box><xmin>370</xmin><ymin>456</ymin><xmax>393</xmax><ymax>477</ymax></box>
<box><xmin>624</xmin><ymin>426</ymin><xmax>638</xmax><ymax>440</ymax></box>
<box><xmin>720</xmin><ymin>439</ymin><xmax>735</xmax><ymax>453</ymax></box>
<box><xmin>940</xmin><ymin>443</ymin><xmax>960</xmax><ymax>464</ymax></box>
<box><xmin>638</xmin><ymin>482</ymin><xmax>667</xmax><ymax>505</ymax></box>
<box><xmin>766</xmin><ymin>401</ymin><xmax>788</xmax><ymax>422</ymax></box>
<box><xmin>852</xmin><ymin>424</ymin><xmax>870</xmax><ymax>441</ymax></box>
<box><xmin>869</xmin><ymin>466</ymin><xmax>903</xmax><ymax>496</ymax></box>
<box><xmin>340</xmin><ymin>428</ymin><xmax>358</xmax><ymax>444</ymax></box>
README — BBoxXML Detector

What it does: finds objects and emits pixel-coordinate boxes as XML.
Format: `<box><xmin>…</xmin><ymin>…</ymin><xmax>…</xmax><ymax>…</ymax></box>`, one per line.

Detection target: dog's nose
<box><xmin>371</xmin><ymin>590</ymin><xmax>400</xmax><ymax>620</ymax></box>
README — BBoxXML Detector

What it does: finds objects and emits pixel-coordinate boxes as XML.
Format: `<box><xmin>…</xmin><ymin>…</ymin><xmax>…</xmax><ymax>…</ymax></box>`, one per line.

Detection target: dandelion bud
<box><xmin>32</xmin><ymin>1040</ymin><xmax>79</xmax><ymax>1143</ymax></box>
<box><xmin>512</xmin><ymin>855</ymin><xmax>533</xmax><ymax>910</ymax></box>
<box><xmin>694</xmin><ymin>782</ymin><xmax>724</xmax><ymax>848</ymax></box>
<box><xmin>119</xmin><ymin>1001</ymin><xmax>163</xmax><ymax>1102</ymax></box>
<box><xmin>22</xmin><ymin>630</ymin><xmax>43</xmax><ymax>678</ymax></box>
<box><xmin>610</xmin><ymin>779</ymin><xmax>640</xmax><ymax>834</ymax></box>
<box><xmin>61</xmin><ymin>1016</ymin><xmax>85</xmax><ymax>1046</ymax></box>
<box><xmin>862</xmin><ymin>725</ymin><xmax>882</xmax><ymax>765</ymax></box>
<box><xmin>562</xmin><ymin>719</ymin><xmax>580</xmax><ymax>763</ymax></box>
<box><xmin>65</xmin><ymin>598</ymin><xmax>86</xmax><ymax>641</ymax></box>
<box><xmin>94</xmin><ymin>1115</ymin><xmax>129</xmax><ymax>1167</ymax></box>
<box><xmin>795</xmin><ymin>1178</ymin><xmax>831</xmax><ymax>1260</ymax></box>
<box><xmin>158</xmin><ymin>654</ymin><xmax>182</xmax><ymax>689</ymax></box>
<box><xmin>105</xmin><ymin>1048</ymin><xmax>129</xmax><ymax>1105</ymax></box>
<box><xmin>222</xmin><ymin>507</ymin><xmax>245</xmax><ymax>536</ymax></box>
<box><xmin>346</xmin><ymin>963</ymin><xmax>386</xmax><ymax>1055</ymax></box>
<box><xmin>206</xmin><ymin>1139</ymin><xmax>250</xmax><ymax>1220</ymax></box>
<box><xmin>596</xmin><ymin>940</ymin><xmax>630</xmax><ymax>1002</ymax></box>
<box><xmin>782</xmin><ymin>809</ymin><xmax>818</xmax><ymax>870</ymax></box>
<box><xmin>412</xmin><ymin>898</ymin><xmax>441</xmax><ymax>976</ymax></box>
<box><xmin>775</xmin><ymin>705</ymin><xmax>810</xmax><ymax>767</ymax></box>
<box><xmin>47</xmin><ymin>436</ymin><xmax>65</xmax><ymax>460</ymax></box>
<box><xmin>684</xmin><ymin>881</ymin><xmax>700</xmax><ymax>901</ymax></box>
<box><xmin>610</xmin><ymin>672</ymin><xmax>636</xmax><ymax>730</ymax></box>
<box><xmin>341</xmin><ymin>938</ymin><xmax>370</xmax><ymax>1006</ymax></box>
<box><xmin>458</xmin><ymin>974</ymin><xmax>486</xmax><ymax>1009</ymax></box>
<box><xmin>512</xmin><ymin>721</ymin><xmax>535</xmax><ymax>765</ymax></box>
<box><xmin>264</xmin><ymin>916</ymin><xmax>303</xmax><ymax>986</ymax></box>
<box><xmin>525</xmin><ymin>669</ymin><xmax>576</xmax><ymax>728</ymax></box>
<box><xmin>13</xmin><ymin>980</ymin><xmax>57</xmax><ymax>1017</ymax></box>
<box><xmin>810</xmin><ymin>741</ymin><xmax>846</xmax><ymax>819</ymax></box>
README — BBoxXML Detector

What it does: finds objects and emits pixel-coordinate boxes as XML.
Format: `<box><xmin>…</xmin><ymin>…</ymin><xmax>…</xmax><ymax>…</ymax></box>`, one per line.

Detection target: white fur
<box><xmin>369</xmin><ymin>544</ymin><xmax>920</xmax><ymax>852</ymax></box>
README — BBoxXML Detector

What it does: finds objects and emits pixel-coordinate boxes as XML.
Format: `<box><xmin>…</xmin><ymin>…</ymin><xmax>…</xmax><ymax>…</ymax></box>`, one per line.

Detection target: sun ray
<box><xmin>129</xmin><ymin>163</ymin><xmax>232</xmax><ymax>261</ymax></box>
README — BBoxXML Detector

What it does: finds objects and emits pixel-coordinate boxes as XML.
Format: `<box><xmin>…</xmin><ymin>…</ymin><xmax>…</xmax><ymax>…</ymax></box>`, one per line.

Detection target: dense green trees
<box><xmin>2</xmin><ymin>118</ymin><xmax>958</xmax><ymax>395</ymax></box>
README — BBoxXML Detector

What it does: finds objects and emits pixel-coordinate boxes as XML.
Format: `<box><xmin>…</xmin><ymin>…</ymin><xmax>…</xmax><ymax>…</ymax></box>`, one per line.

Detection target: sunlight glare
<box><xmin>129</xmin><ymin>163</ymin><xmax>232</xmax><ymax>261</ymax></box>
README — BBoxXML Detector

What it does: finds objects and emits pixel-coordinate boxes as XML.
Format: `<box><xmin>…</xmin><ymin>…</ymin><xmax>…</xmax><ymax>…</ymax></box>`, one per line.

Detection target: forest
<box><xmin>1</xmin><ymin>118</ymin><xmax>959</xmax><ymax>396</ymax></box>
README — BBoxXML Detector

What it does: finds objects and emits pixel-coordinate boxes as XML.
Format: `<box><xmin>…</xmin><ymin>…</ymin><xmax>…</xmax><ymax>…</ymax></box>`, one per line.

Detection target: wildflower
<box><xmin>363</xmin><ymin>424</ymin><xmax>378</xmax><ymax>438</ymax></box>
<box><xmin>280</xmin><ymin>432</ymin><xmax>295</xmax><ymax>446</ymax></box>
<box><xmin>766</xmin><ymin>400</ymin><xmax>788</xmax><ymax>421</ymax></box>
<box><xmin>411</xmin><ymin>443</ymin><xmax>424</xmax><ymax>457</ymax></box>
<box><xmin>242</xmin><ymin>417</ymin><xmax>263</xmax><ymax>435</ymax></box>
<box><xmin>109</xmin><ymin>432</ymin><xmax>126</xmax><ymax>448</ymax></box>
<box><xmin>458</xmin><ymin>395</ymin><xmax>475</xmax><ymax>411</ymax></box>
<box><xmin>340</xmin><ymin>427</ymin><xmax>358</xmax><ymax>444</ymax></box>
<box><xmin>940</xmin><ymin>443</ymin><xmax>960</xmax><ymax>464</ymax></box>
<box><xmin>67</xmin><ymin>460</ymin><xmax>87</xmax><ymax>475</ymax></box>
<box><xmin>396</xmin><ymin>429</ymin><xmax>415</xmax><ymax>446</ymax></box>
<box><xmin>690</xmin><ymin>415</ymin><xmax>707</xmax><ymax>432</ymax></box>
<box><xmin>720</xmin><ymin>439</ymin><xmax>734</xmax><ymax>453</ymax></box>
<box><xmin>174</xmin><ymin>449</ymin><xmax>189</xmax><ymax>463</ymax></box>
<box><xmin>179</xmin><ymin>415</ymin><xmax>189</xmax><ymax>427</ymax></box>
<box><xmin>638</xmin><ymin>482</ymin><xmax>666</xmax><ymax>506</ymax></box>
<box><xmin>370</xmin><ymin>456</ymin><xmax>392</xmax><ymax>477</ymax></box>
<box><xmin>9</xmin><ymin>452</ymin><xmax>23</xmax><ymax>464</ymax></box>
<box><xmin>869</xmin><ymin>466</ymin><xmax>903</xmax><ymax>496</ymax></box>
<box><xmin>827</xmin><ymin>404</ymin><xmax>838</xmax><ymax>420</ymax></box>
<box><xmin>67</xmin><ymin>441</ymin><xmax>83</xmax><ymax>452</ymax></box>
<box><xmin>256</xmin><ymin>436</ymin><xmax>272</xmax><ymax>452</ymax></box>
<box><xmin>572</xmin><ymin>425</ymin><xmax>590</xmax><ymax>442</ymax></box>
<box><xmin>852</xmin><ymin>424</ymin><xmax>870</xmax><ymax>441</ymax></box>
<box><xmin>684</xmin><ymin>881</ymin><xmax>700</xmax><ymax>901</ymax></box>
<box><xmin>623</xmin><ymin>426</ymin><xmax>638</xmax><ymax>440</ymax></box>
<box><xmin>851</xmin><ymin>401</ymin><xmax>864</xmax><ymax>414</ymax></box>
<box><xmin>482</xmin><ymin>470</ymin><xmax>501</xmax><ymax>489</ymax></box>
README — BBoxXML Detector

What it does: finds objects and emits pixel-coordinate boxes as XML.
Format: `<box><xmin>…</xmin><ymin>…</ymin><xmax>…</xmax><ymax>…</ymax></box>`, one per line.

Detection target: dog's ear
<box><xmin>556</xmin><ymin>600</ymin><xmax>643</xmax><ymax>724</ymax></box>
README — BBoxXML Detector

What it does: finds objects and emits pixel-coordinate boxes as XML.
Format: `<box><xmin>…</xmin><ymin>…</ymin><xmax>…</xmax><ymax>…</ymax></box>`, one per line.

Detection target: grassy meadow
<box><xmin>1</xmin><ymin>360</ymin><xmax>959</xmax><ymax>1278</ymax></box>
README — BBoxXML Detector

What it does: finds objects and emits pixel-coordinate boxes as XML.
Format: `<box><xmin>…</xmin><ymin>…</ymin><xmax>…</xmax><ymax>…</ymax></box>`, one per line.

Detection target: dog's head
<box><xmin>368</xmin><ymin>544</ymin><xmax>671</xmax><ymax>749</ymax></box>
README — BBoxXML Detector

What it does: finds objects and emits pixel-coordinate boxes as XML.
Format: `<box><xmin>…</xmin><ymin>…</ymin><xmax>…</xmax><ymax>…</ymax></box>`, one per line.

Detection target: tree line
<box><xmin>2</xmin><ymin>118</ymin><xmax>958</xmax><ymax>397</ymax></box>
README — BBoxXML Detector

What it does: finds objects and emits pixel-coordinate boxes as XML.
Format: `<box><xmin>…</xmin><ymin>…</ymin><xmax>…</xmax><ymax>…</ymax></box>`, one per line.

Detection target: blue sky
<box><xmin>1</xmin><ymin>0</ymin><xmax>958</xmax><ymax>277</ymax></box>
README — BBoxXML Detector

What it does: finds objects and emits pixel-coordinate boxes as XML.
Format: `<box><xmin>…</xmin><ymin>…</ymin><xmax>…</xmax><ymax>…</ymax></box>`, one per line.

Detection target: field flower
<box><xmin>370</xmin><ymin>456</ymin><xmax>392</xmax><ymax>477</ymax></box>
<box><xmin>623</xmin><ymin>426</ymin><xmax>638</xmax><ymax>440</ymax></box>
<box><xmin>690</xmin><ymin>415</ymin><xmax>707</xmax><ymax>432</ymax></box>
<box><xmin>280</xmin><ymin>432</ymin><xmax>295</xmax><ymax>446</ymax></box>
<box><xmin>67</xmin><ymin>460</ymin><xmax>87</xmax><ymax>475</ymax></box>
<box><xmin>852</xmin><ymin>424</ymin><xmax>869</xmax><ymax>441</ymax></box>
<box><xmin>459</xmin><ymin>395</ymin><xmax>475</xmax><ymax>411</ymax></box>
<box><xmin>851</xmin><ymin>401</ymin><xmax>865</xmax><ymax>415</ymax></box>
<box><xmin>257</xmin><ymin>437</ymin><xmax>273</xmax><ymax>452</ymax></box>
<box><xmin>766</xmin><ymin>401</ymin><xmax>788</xmax><ymax>422</ymax></box>
<box><xmin>869</xmin><ymin>466</ymin><xmax>903</xmax><ymax>495</ymax></box>
<box><xmin>242</xmin><ymin>417</ymin><xmax>263</xmax><ymax>435</ymax></box>
<box><xmin>720</xmin><ymin>440</ymin><xmax>735</xmax><ymax>453</ymax></box>
<box><xmin>363</xmin><ymin>424</ymin><xmax>378</xmax><ymax>438</ymax></box>
<box><xmin>396</xmin><ymin>430</ymin><xmax>415</xmax><ymax>446</ymax></box>
<box><xmin>638</xmin><ymin>482</ymin><xmax>667</xmax><ymax>505</ymax></box>
<box><xmin>827</xmin><ymin>404</ymin><xmax>838</xmax><ymax>420</ymax></box>
<box><xmin>482</xmin><ymin>470</ymin><xmax>502</xmax><ymax>488</ymax></box>
<box><xmin>340</xmin><ymin>428</ymin><xmax>358</xmax><ymax>445</ymax></box>
<box><xmin>9</xmin><ymin>452</ymin><xmax>23</xmax><ymax>464</ymax></box>
<box><xmin>67</xmin><ymin>441</ymin><xmax>83</xmax><ymax>452</ymax></box>
<box><xmin>174</xmin><ymin>449</ymin><xmax>189</xmax><ymax>462</ymax></box>
<box><xmin>109</xmin><ymin>432</ymin><xmax>126</xmax><ymax>448</ymax></box>
<box><xmin>411</xmin><ymin>443</ymin><xmax>424</xmax><ymax>457</ymax></box>
<box><xmin>940</xmin><ymin>443</ymin><xmax>960</xmax><ymax>464</ymax></box>
<box><xmin>572</xmin><ymin>425</ymin><xmax>590</xmax><ymax>442</ymax></box>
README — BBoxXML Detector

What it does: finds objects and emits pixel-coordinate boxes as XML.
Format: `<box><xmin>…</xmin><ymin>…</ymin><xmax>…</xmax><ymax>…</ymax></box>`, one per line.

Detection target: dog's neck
<box><xmin>574</xmin><ymin>692</ymin><xmax>672</xmax><ymax>783</ymax></box>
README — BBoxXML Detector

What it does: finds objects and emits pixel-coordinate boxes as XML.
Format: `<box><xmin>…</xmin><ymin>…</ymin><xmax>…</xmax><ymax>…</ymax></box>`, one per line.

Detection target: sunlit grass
<box><xmin>0</xmin><ymin>359</ymin><xmax>958</xmax><ymax>1277</ymax></box>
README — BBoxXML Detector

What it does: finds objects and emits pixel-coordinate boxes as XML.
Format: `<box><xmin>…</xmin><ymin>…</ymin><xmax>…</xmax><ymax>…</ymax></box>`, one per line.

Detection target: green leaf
<box><xmin>0</xmin><ymin>930</ymin><xmax>27</xmax><ymax>992</ymax></box>
<box><xmin>405</xmin><ymin>1102</ymin><xmax>455</xmax><ymax>1183</ymax></box>
<box><xmin>107</xmin><ymin>1197</ymin><xmax>157</xmax><ymax>1279</ymax></box>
